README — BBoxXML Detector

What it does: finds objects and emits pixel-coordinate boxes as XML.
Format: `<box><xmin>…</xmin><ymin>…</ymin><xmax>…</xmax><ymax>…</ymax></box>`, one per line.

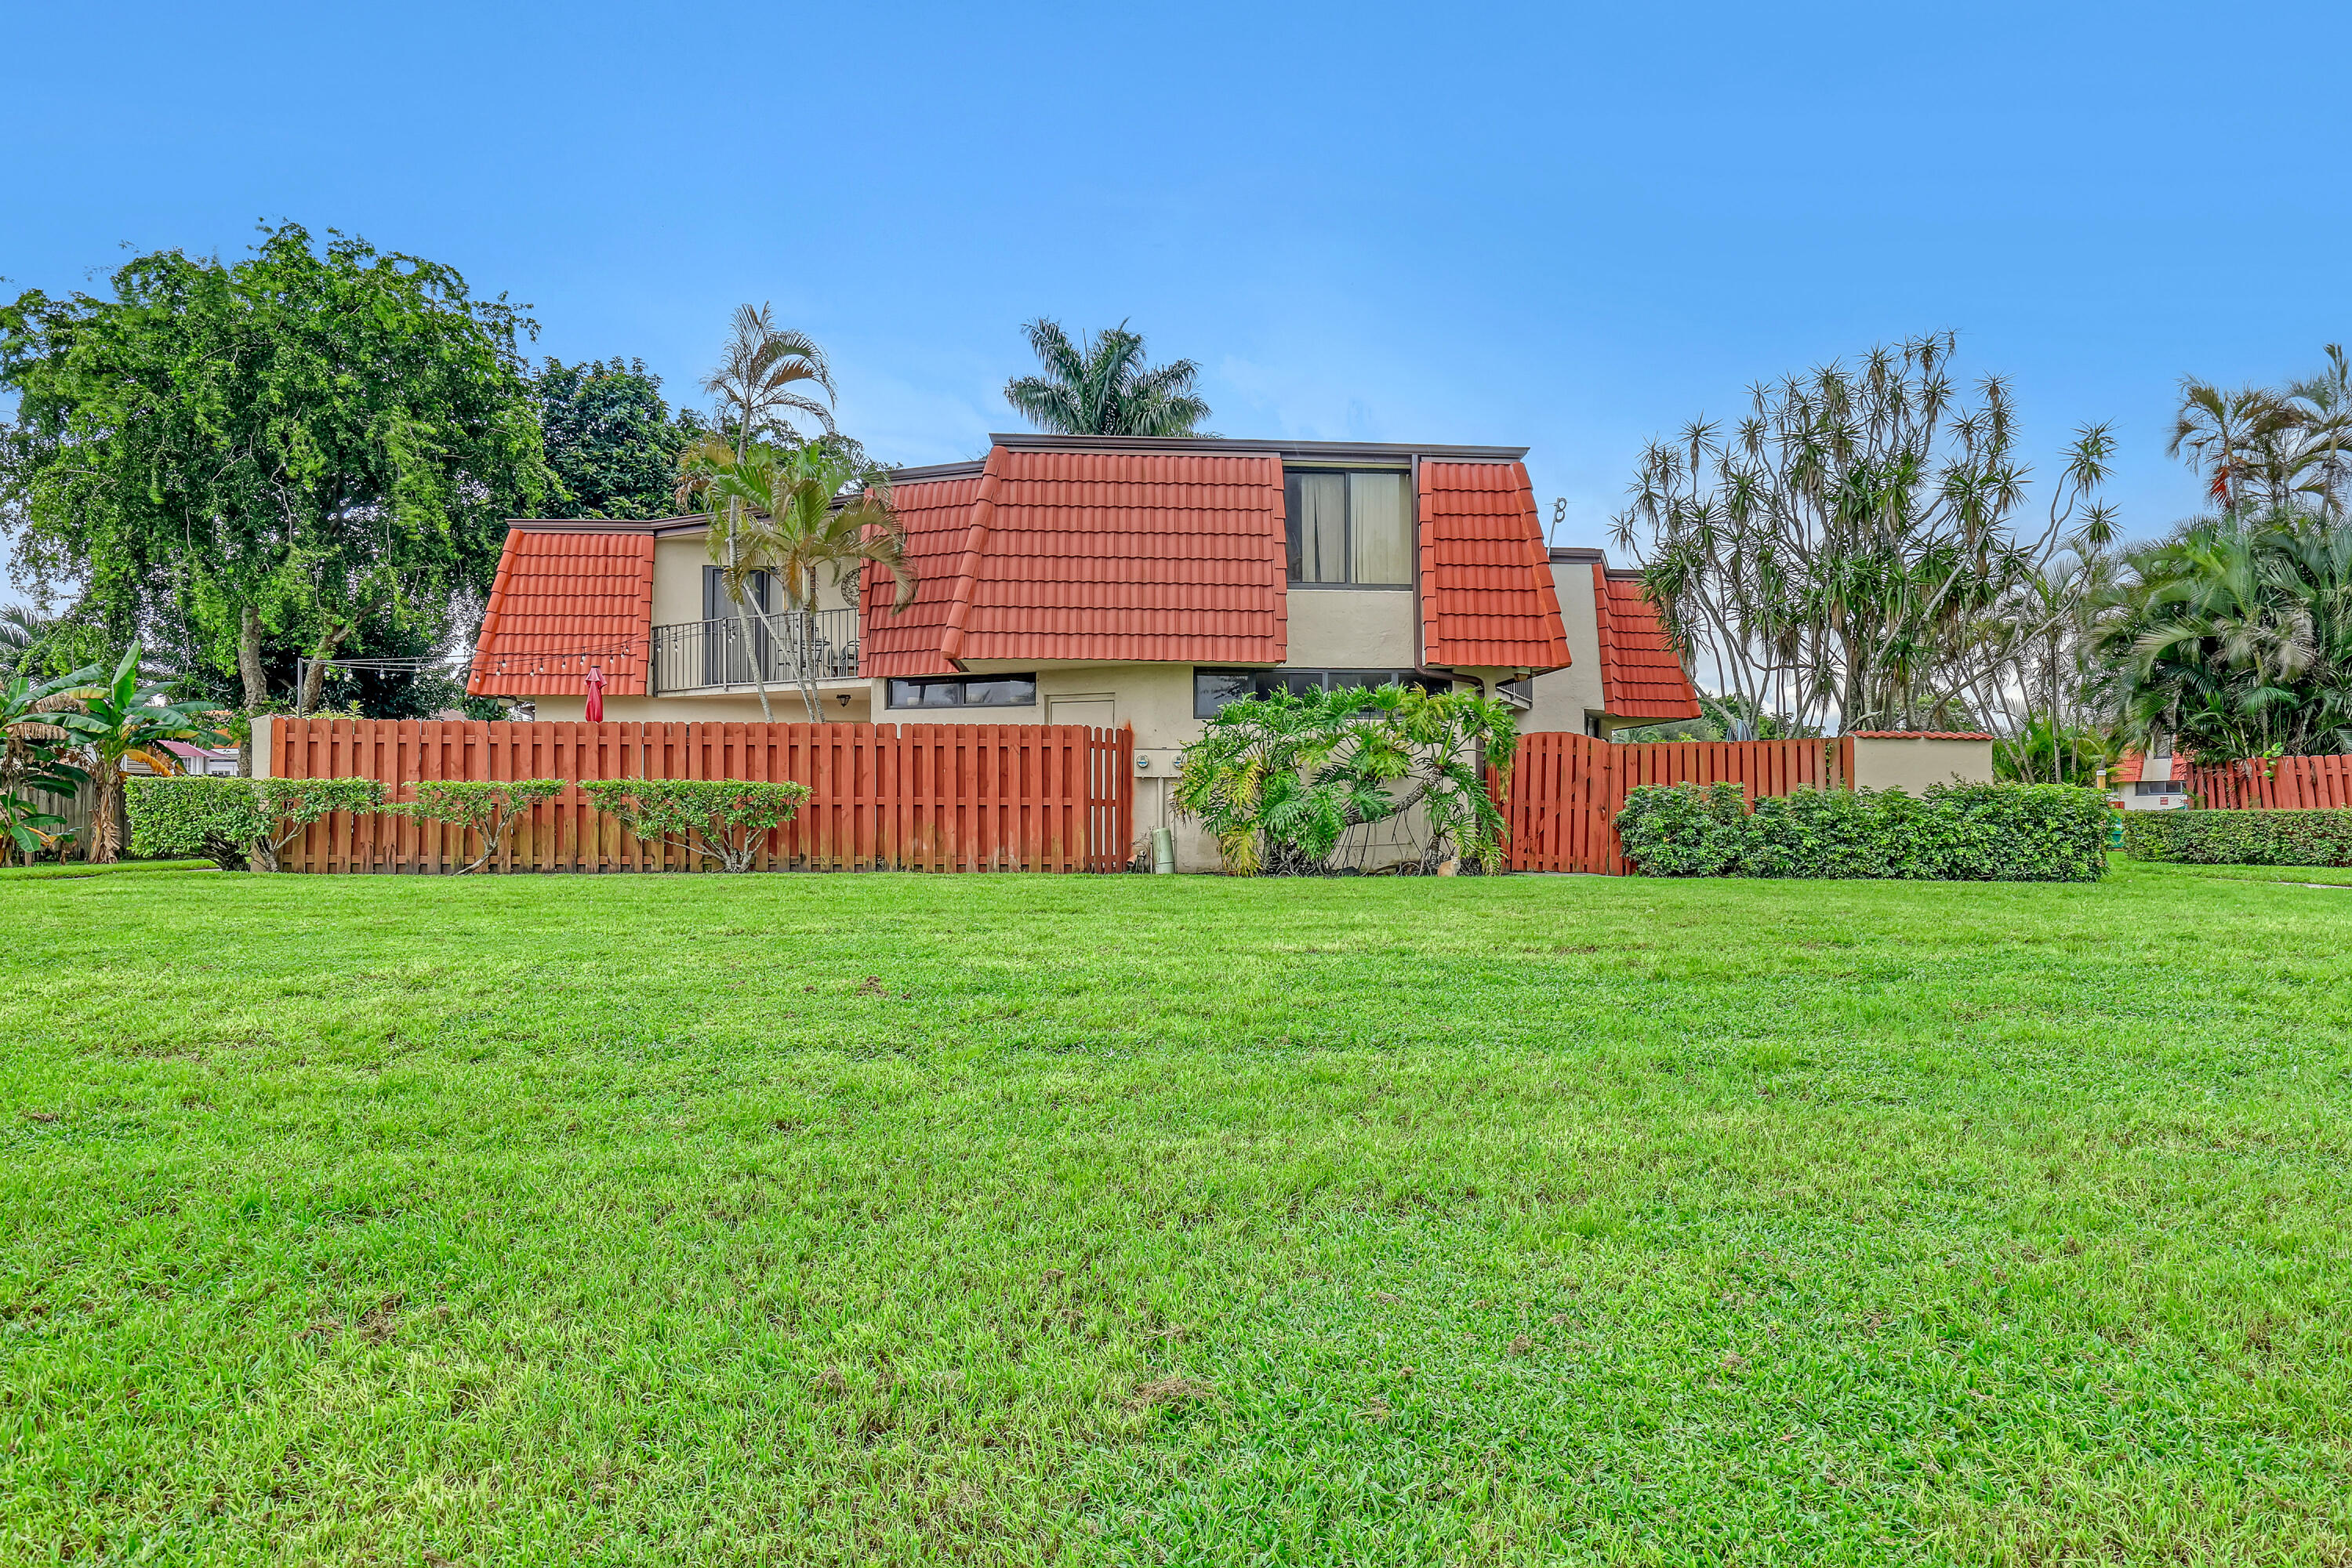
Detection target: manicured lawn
<box><xmin>4</xmin><ymin>864</ymin><xmax>2348</xmax><ymax>1565</ymax></box>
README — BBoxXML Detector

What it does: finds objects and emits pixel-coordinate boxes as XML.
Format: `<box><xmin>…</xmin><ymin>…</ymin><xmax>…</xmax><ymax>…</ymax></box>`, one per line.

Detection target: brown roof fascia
<box><xmin>1547</xmin><ymin>545</ymin><xmax>1606</xmax><ymax>564</ymax></box>
<box><xmin>984</xmin><ymin>433</ymin><xmax>1529</xmax><ymax>463</ymax></box>
<box><xmin>887</xmin><ymin>459</ymin><xmax>989</xmax><ymax>484</ymax></box>
<box><xmin>502</xmin><ymin>515</ymin><xmax>709</xmax><ymax>536</ymax></box>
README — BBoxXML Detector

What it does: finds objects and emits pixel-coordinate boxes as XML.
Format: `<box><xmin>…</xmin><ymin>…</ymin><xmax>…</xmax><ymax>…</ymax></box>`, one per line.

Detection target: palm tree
<box><xmin>2100</xmin><ymin>518</ymin><xmax>2352</xmax><ymax>762</ymax></box>
<box><xmin>1003</xmin><ymin>319</ymin><xmax>1212</xmax><ymax>437</ymax></box>
<box><xmin>677</xmin><ymin>441</ymin><xmax>916</xmax><ymax>720</ymax></box>
<box><xmin>702</xmin><ymin>304</ymin><xmax>837</xmax><ymax>463</ymax></box>
<box><xmin>0</xmin><ymin>605</ymin><xmax>57</xmax><ymax>680</ymax></box>
<box><xmin>2169</xmin><ymin>380</ymin><xmax>2291</xmax><ymax>515</ymax></box>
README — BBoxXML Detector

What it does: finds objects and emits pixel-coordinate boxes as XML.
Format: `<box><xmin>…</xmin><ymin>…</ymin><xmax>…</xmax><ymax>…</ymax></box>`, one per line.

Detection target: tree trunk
<box><xmin>731</xmin><ymin>592</ymin><xmax>775</xmax><ymax>722</ymax></box>
<box><xmin>238</xmin><ymin>604</ymin><xmax>267</xmax><ymax>776</ymax></box>
<box><xmin>85</xmin><ymin>760</ymin><xmax>123</xmax><ymax>864</ymax></box>
<box><xmin>296</xmin><ymin>622</ymin><xmax>349</xmax><ymax>717</ymax></box>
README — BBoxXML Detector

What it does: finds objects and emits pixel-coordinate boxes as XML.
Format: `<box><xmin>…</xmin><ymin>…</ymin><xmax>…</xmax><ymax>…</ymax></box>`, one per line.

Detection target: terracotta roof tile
<box><xmin>863</xmin><ymin>448</ymin><xmax>1286</xmax><ymax>672</ymax></box>
<box><xmin>1594</xmin><ymin>566</ymin><xmax>1702</xmax><ymax>720</ymax></box>
<box><xmin>467</xmin><ymin>531</ymin><xmax>655</xmax><ymax>696</ymax></box>
<box><xmin>1846</xmin><ymin>731</ymin><xmax>1994</xmax><ymax>741</ymax></box>
<box><xmin>1417</xmin><ymin>462</ymin><xmax>1570</xmax><ymax>671</ymax></box>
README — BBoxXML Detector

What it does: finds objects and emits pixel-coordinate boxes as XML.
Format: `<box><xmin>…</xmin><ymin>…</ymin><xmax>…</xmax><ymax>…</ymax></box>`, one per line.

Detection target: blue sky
<box><xmin>6</xmin><ymin>0</ymin><xmax>2349</xmax><ymax>611</ymax></box>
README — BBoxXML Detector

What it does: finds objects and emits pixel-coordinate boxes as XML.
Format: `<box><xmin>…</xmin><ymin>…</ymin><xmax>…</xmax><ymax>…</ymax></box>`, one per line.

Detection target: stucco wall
<box><xmin>1522</xmin><ymin>554</ymin><xmax>1605</xmax><ymax>734</ymax></box>
<box><xmin>532</xmin><ymin>690</ymin><xmax>877</xmax><ymax>724</ymax></box>
<box><xmin>1849</xmin><ymin>737</ymin><xmax>1995</xmax><ymax>793</ymax></box>
<box><xmin>652</xmin><ymin>531</ymin><xmax>857</xmax><ymax>627</ymax></box>
<box><xmin>1282</xmin><ymin>586</ymin><xmax>1420</xmax><ymax>669</ymax></box>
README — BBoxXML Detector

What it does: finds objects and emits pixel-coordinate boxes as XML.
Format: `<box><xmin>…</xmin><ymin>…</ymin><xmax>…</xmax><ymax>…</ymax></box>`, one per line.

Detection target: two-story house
<box><xmin>468</xmin><ymin>433</ymin><xmax>1701</xmax><ymax>862</ymax></box>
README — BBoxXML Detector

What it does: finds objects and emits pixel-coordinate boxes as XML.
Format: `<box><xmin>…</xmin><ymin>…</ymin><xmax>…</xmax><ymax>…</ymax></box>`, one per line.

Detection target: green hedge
<box><xmin>2119</xmin><ymin>808</ymin><xmax>2352</xmax><ymax>866</ymax></box>
<box><xmin>1617</xmin><ymin>782</ymin><xmax>2111</xmax><ymax>881</ymax></box>
<box><xmin>128</xmin><ymin>776</ymin><xmax>387</xmax><ymax>870</ymax></box>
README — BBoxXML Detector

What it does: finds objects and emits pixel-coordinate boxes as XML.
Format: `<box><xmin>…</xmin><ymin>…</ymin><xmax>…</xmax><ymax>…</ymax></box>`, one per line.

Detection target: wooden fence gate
<box><xmin>1502</xmin><ymin>732</ymin><xmax>1841</xmax><ymax>873</ymax></box>
<box><xmin>266</xmin><ymin>718</ymin><xmax>1134</xmax><ymax>873</ymax></box>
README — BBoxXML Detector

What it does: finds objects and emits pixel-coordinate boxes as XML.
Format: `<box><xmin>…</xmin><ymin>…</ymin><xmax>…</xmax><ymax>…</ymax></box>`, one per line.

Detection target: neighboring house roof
<box><xmin>1592</xmin><ymin>566</ymin><xmax>1703</xmax><ymax>720</ymax></box>
<box><xmin>863</xmin><ymin>445</ymin><xmax>1290</xmax><ymax>674</ymax></box>
<box><xmin>468</xmin><ymin>530</ymin><xmax>655</xmax><ymax>696</ymax></box>
<box><xmin>1417</xmin><ymin>462</ymin><xmax>1570</xmax><ymax>672</ymax></box>
<box><xmin>1846</xmin><ymin>731</ymin><xmax>1994</xmax><ymax>741</ymax></box>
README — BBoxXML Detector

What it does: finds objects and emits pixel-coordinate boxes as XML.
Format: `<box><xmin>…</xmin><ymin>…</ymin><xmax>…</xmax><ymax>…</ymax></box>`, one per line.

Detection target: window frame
<box><xmin>1283</xmin><ymin>467</ymin><xmax>1416</xmax><ymax>590</ymax></box>
<box><xmin>1192</xmin><ymin>667</ymin><xmax>1452</xmax><ymax>719</ymax></box>
<box><xmin>884</xmin><ymin>673</ymin><xmax>1039</xmax><ymax>710</ymax></box>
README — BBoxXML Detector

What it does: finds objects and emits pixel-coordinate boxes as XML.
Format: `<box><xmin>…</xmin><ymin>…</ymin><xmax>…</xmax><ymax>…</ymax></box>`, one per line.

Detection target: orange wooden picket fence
<box><xmin>1501</xmin><ymin>731</ymin><xmax>1840</xmax><ymax>873</ymax></box>
<box><xmin>2178</xmin><ymin>753</ymin><xmax>2352</xmax><ymax>811</ymax></box>
<box><xmin>267</xmin><ymin>718</ymin><xmax>1134</xmax><ymax>873</ymax></box>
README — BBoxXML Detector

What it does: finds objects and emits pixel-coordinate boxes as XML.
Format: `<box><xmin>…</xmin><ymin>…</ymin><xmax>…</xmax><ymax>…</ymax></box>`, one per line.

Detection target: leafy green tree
<box><xmin>1174</xmin><ymin>684</ymin><xmax>1517</xmax><ymax>875</ymax></box>
<box><xmin>535</xmin><ymin>357</ymin><xmax>707</xmax><ymax>518</ymax></box>
<box><xmin>1004</xmin><ymin>319</ymin><xmax>1211</xmax><ymax>437</ymax></box>
<box><xmin>0</xmin><ymin>223</ymin><xmax>550</xmax><ymax>764</ymax></box>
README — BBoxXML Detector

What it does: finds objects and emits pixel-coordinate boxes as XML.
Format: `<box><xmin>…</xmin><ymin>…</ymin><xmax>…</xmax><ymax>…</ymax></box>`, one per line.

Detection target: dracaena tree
<box><xmin>1613</xmin><ymin>332</ymin><xmax>2114</xmax><ymax>739</ymax></box>
<box><xmin>1003</xmin><ymin>319</ymin><xmax>1212</xmax><ymax>437</ymax></box>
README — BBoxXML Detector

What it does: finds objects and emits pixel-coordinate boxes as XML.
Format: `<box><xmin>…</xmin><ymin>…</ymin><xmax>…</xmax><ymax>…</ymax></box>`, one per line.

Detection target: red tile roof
<box><xmin>859</xmin><ymin>468</ymin><xmax>985</xmax><ymax>677</ymax></box>
<box><xmin>1417</xmin><ymin>462</ymin><xmax>1570</xmax><ymax>672</ymax></box>
<box><xmin>1594</xmin><ymin>566</ymin><xmax>1702</xmax><ymax>720</ymax></box>
<box><xmin>468</xmin><ymin>531</ymin><xmax>655</xmax><ymax>696</ymax></box>
<box><xmin>1846</xmin><ymin>731</ymin><xmax>1994</xmax><ymax>741</ymax></box>
<box><xmin>864</xmin><ymin>448</ymin><xmax>1287</xmax><ymax>672</ymax></box>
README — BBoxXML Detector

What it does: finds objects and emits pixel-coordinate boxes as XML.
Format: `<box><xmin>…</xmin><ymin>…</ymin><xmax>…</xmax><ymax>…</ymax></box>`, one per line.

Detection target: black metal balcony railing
<box><xmin>650</xmin><ymin>610</ymin><xmax>860</xmax><ymax>695</ymax></box>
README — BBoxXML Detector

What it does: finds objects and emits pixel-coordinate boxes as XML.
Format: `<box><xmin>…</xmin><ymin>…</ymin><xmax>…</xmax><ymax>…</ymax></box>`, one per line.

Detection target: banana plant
<box><xmin>43</xmin><ymin>644</ymin><xmax>231</xmax><ymax>862</ymax></box>
<box><xmin>1</xmin><ymin>665</ymin><xmax>102</xmax><ymax>861</ymax></box>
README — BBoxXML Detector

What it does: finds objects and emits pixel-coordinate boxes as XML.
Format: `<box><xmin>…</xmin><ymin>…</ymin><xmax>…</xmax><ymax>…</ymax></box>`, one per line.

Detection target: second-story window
<box><xmin>1287</xmin><ymin>470</ymin><xmax>1412</xmax><ymax>587</ymax></box>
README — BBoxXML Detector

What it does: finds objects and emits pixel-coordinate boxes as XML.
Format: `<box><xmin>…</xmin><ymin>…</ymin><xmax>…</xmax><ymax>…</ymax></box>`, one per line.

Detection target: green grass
<box><xmin>2125</xmin><ymin>858</ymin><xmax>2352</xmax><ymax>887</ymax></box>
<box><xmin>4</xmin><ymin>862</ymin><xmax>2348</xmax><ymax>1565</ymax></box>
<box><xmin>0</xmin><ymin>857</ymin><xmax>217</xmax><ymax>881</ymax></box>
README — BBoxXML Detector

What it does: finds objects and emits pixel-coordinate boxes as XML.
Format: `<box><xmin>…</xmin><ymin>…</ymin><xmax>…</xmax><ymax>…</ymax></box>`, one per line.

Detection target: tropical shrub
<box><xmin>392</xmin><ymin>779</ymin><xmax>562</xmax><ymax>873</ymax></box>
<box><xmin>127</xmin><ymin>778</ymin><xmax>270</xmax><ymax>870</ymax></box>
<box><xmin>2</xmin><ymin>665</ymin><xmax>96</xmax><ymax>861</ymax></box>
<box><xmin>1174</xmin><ymin>684</ymin><xmax>1517</xmax><ymax>875</ymax></box>
<box><xmin>2119</xmin><ymin>808</ymin><xmax>2352</xmax><ymax>866</ymax></box>
<box><xmin>1614</xmin><ymin>782</ymin><xmax>1747</xmax><ymax>876</ymax></box>
<box><xmin>1617</xmin><ymin>782</ymin><xmax>2110</xmax><ymax>881</ymax></box>
<box><xmin>582</xmin><ymin>779</ymin><xmax>811</xmax><ymax>872</ymax></box>
<box><xmin>126</xmin><ymin>776</ymin><xmax>386</xmax><ymax>871</ymax></box>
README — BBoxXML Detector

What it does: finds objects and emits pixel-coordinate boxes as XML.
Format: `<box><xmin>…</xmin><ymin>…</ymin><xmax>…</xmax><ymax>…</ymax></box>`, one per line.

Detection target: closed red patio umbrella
<box><xmin>583</xmin><ymin>664</ymin><xmax>605</xmax><ymax>723</ymax></box>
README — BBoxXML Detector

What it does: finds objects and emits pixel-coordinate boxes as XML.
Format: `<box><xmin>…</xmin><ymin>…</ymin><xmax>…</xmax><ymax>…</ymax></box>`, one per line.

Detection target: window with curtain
<box><xmin>1284</xmin><ymin>470</ymin><xmax>1412</xmax><ymax>586</ymax></box>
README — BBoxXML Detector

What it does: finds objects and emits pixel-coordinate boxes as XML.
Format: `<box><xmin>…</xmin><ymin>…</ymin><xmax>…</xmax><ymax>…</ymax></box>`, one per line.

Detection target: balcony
<box><xmin>650</xmin><ymin>609</ymin><xmax>860</xmax><ymax>696</ymax></box>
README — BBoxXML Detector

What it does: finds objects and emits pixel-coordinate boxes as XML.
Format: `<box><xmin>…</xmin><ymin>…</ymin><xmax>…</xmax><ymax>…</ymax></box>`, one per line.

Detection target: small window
<box><xmin>1286</xmin><ymin>470</ymin><xmax>1413</xmax><ymax>586</ymax></box>
<box><xmin>1193</xmin><ymin>667</ymin><xmax>1450</xmax><ymax>718</ymax></box>
<box><xmin>886</xmin><ymin>674</ymin><xmax>1037</xmax><ymax>710</ymax></box>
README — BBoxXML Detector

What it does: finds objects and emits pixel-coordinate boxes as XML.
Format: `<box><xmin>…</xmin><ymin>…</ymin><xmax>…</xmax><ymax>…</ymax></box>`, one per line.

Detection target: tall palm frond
<box><xmin>1003</xmin><ymin>319</ymin><xmax>1212</xmax><ymax>437</ymax></box>
<box><xmin>702</xmin><ymin>304</ymin><xmax>837</xmax><ymax>460</ymax></box>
